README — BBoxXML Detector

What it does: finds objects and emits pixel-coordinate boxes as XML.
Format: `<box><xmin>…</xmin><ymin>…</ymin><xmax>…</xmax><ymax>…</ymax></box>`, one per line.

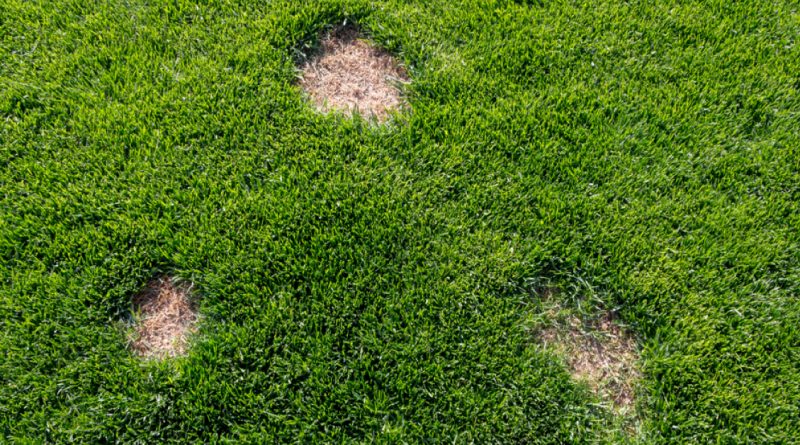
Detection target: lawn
<box><xmin>1</xmin><ymin>0</ymin><xmax>799</xmax><ymax>443</ymax></box>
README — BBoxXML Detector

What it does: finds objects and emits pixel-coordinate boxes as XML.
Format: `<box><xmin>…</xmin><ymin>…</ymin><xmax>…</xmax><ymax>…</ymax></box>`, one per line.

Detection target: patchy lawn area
<box><xmin>1</xmin><ymin>0</ymin><xmax>798</xmax><ymax>443</ymax></box>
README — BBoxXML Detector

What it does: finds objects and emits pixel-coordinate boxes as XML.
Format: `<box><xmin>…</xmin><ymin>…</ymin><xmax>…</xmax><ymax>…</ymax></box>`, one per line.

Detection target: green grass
<box><xmin>2</xmin><ymin>0</ymin><xmax>799</xmax><ymax>442</ymax></box>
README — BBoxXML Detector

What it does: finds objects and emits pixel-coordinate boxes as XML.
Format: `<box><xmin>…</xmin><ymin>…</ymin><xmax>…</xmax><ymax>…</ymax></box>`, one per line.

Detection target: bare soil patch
<box><xmin>299</xmin><ymin>26</ymin><xmax>408</xmax><ymax>121</ymax></box>
<box><xmin>129</xmin><ymin>276</ymin><xmax>198</xmax><ymax>359</ymax></box>
<box><xmin>538</xmin><ymin>311</ymin><xmax>640</xmax><ymax>411</ymax></box>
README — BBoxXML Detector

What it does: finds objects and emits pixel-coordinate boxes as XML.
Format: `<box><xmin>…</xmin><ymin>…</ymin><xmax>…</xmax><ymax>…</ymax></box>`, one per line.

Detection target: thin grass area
<box><xmin>538</xmin><ymin>312</ymin><xmax>640</xmax><ymax>412</ymax></box>
<box><xmin>531</xmin><ymin>290</ymin><xmax>642</xmax><ymax>437</ymax></box>
<box><xmin>130</xmin><ymin>277</ymin><xmax>199</xmax><ymax>359</ymax></box>
<box><xmin>298</xmin><ymin>25</ymin><xmax>408</xmax><ymax>122</ymax></box>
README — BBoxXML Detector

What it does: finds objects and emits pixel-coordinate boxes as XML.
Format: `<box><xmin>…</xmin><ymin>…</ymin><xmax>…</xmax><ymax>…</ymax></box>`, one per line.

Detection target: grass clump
<box><xmin>1</xmin><ymin>0</ymin><xmax>799</xmax><ymax>443</ymax></box>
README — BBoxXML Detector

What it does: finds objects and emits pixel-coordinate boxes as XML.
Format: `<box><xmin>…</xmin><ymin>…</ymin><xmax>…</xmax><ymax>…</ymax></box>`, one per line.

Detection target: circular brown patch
<box><xmin>299</xmin><ymin>26</ymin><xmax>409</xmax><ymax>122</ymax></box>
<box><xmin>129</xmin><ymin>276</ymin><xmax>199</xmax><ymax>359</ymax></box>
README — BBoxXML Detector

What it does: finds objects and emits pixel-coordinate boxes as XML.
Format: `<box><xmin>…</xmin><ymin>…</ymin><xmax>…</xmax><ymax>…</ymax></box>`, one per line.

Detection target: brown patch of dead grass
<box><xmin>130</xmin><ymin>276</ymin><xmax>198</xmax><ymax>359</ymax></box>
<box><xmin>538</xmin><ymin>309</ymin><xmax>640</xmax><ymax>412</ymax></box>
<box><xmin>299</xmin><ymin>26</ymin><xmax>408</xmax><ymax>122</ymax></box>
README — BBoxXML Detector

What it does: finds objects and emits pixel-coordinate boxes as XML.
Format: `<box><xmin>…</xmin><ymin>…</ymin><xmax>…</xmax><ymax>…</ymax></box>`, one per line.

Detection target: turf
<box><xmin>1</xmin><ymin>0</ymin><xmax>799</xmax><ymax>443</ymax></box>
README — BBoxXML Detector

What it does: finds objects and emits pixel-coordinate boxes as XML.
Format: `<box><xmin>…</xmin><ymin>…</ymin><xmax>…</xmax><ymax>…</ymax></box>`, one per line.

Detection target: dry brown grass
<box><xmin>538</xmin><ymin>310</ymin><xmax>640</xmax><ymax>412</ymax></box>
<box><xmin>129</xmin><ymin>276</ymin><xmax>198</xmax><ymax>359</ymax></box>
<box><xmin>299</xmin><ymin>26</ymin><xmax>408</xmax><ymax>122</ymax></box>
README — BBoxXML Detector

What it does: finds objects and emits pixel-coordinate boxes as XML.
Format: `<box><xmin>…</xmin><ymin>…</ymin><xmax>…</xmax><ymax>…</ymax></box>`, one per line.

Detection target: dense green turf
<box><xmin>2</xmin><ymin>0</ymin><xmax>799</xmax><ymax>442</ymax></box>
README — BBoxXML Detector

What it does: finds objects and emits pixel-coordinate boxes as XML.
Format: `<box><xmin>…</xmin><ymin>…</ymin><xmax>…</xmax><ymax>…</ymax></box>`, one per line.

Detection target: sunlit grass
<box><xmin>1</xmin><ymin>0</ymin><xmax>798</xmax><ymax>443</ymax></box>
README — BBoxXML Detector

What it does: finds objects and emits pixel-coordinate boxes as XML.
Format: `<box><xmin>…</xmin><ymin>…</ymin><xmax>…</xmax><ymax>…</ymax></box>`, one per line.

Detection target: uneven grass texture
<box><xmin>1</xmin><ymin>1</ymin><xmax>799</xmax><ymax>443</ymax></box>
<box><xmin>538</xmin><ymin>312</ymin><xmax>640</xmax><ymax>411</ymax></box>
<box><xmin>130</xmin><ymin>277</ymin><xmax>198</xmax><ymax>359</ymax></box>
<box><xmin>300</xmin><ymin>26</ymin><xmax>408</xmax><ymax>121</ymax></box>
